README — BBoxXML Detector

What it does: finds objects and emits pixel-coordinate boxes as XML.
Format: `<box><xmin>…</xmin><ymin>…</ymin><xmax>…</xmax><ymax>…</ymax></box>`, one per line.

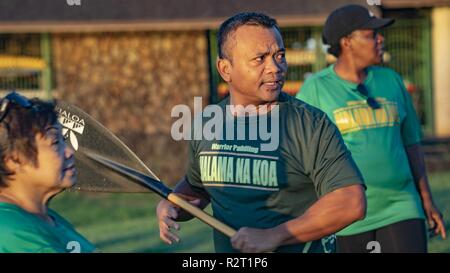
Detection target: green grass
<box><xmin>427</xmin><ymin>171</ymin><xmax>450</xmax><ymax>253</ymax></box>
<box><xmin>50</xmin><ymin>171</ymin><xmax>450</xmax><ymax>253</ymax></box>
<box><xmin>50</xmin><ymin>192</ymin><xmax>214</xmax><ymax>252</ymax></box>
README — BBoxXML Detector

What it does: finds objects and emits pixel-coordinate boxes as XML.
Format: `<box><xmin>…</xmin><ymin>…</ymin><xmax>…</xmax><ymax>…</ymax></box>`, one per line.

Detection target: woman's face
<box><xmin>22</xmin><ymin>123</ymin><xmax>76</xmax><ymax>192</ymax></box>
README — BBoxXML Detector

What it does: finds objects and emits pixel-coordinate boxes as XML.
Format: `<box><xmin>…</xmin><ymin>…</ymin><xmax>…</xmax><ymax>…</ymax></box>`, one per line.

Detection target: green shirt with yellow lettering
<box><xmin>0</xmin><ymin>202</ymin><xmax>96</xmax><ymax>253</ymax></box>
<box><xmin>296</xmin><ymin>65</ymin><xmax>425</xmax><ymax>236</ymax></box>
<box><xmin>186</xmin><ymin>92</ymin><xmax>365</xmax><ymax>252</ymax></box>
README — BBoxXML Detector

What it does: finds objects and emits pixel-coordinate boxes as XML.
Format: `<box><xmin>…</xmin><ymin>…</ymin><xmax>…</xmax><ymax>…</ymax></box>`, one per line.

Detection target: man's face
<box><xmin>222</xmin><ymin>25</ymin><xmax>287</xmax><ymax>105</ymax></box>
<box><xmin>347</xmin><ymin>29</ymin><xmax>384</xmax><ymax>65</ymax></box>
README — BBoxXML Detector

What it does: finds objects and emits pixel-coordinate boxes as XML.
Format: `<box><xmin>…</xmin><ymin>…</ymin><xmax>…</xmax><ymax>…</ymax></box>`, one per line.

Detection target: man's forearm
<box><xmin>270</xmin><ymin>184</ymin><xmax>366</xmax><ymax>245</ymax></box>
<box><xmin>405</xmin><ymin>144</ymin><xmax>433</xmax><ymax>201</ymax></box>
<box><xmin>171</xmin><ymin>177</ymin><xmax>210</xmax><ymax>221</ymax></box>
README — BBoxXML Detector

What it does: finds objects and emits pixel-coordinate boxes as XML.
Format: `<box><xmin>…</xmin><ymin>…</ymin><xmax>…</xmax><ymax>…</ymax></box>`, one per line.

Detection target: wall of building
<box><xmin>52</xmin><ymin>31</ymin><xmax>210</xmax><ymax>184</ymax></box>
<box><xmin>432</xmin><ymin>7</ymin><xmax>450</xmax><ymax>137</ymax></box>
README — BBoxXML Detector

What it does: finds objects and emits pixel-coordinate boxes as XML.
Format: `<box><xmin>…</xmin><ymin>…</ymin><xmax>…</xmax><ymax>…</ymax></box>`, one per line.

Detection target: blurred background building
<box><xmin>0</xmin><ymin>0</ymin><xmax>448</xmax><ymax>183</ymax></box>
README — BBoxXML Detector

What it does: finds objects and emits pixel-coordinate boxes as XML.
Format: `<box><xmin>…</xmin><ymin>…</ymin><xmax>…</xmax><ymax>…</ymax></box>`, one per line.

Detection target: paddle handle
<box><xmin>167</xmin><ymin>193</ymin><xmax>236</xmax><ymax>238</ymax></box>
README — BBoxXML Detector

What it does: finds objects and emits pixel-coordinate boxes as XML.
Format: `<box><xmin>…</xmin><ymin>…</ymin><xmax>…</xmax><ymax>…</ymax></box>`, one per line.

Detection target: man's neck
<box><xmin>229</xmin><ymin>92</ymin><xmax>278</xmax><ymax>116</ymax></box>
<box><xmin>334</xmin><ymin>57</ymin><xmax>368</xmax><ymax>84</ymax></box>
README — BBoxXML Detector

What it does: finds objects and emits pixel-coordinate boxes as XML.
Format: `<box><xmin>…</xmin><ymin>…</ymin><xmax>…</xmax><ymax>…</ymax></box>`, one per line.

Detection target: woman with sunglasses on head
<box><xmin>297</xmin><ymin>5</ymin><xmax>445</xmax><ymax>252</ymax></box>
<box><xmin>0</xmin><ymin>92</ymin><xmax>95</xmax><ymax>253</ymax></box>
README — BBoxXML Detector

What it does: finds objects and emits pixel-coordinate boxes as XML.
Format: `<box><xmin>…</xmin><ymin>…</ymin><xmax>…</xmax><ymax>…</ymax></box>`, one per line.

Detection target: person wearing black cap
<box><xmin>297</xmin><ymin>4</ymin><xmax>446</xmax><ymax>253</ymax></box>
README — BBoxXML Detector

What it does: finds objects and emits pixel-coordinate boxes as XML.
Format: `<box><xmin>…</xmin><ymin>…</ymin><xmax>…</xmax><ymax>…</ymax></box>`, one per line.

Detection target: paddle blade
<box><xmin>55</xmin><ymin>101</ymin><xmax>158</xmax><ymax>193</ymax></box>
<box><xmin>82</xmin><ymin>150</ymin><xmax>172</xmax><ymax>199</ymax></box>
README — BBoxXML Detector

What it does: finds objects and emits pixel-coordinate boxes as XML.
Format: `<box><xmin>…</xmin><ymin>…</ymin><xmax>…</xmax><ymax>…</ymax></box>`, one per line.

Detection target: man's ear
<box><xmin>340</xmin><ymin>36</ymin><xmax>352</xmax><ymax>52</ymax></box>
<box><xmin>216</xmin><ymin>57</ymin><xmax>232</xmax><ymax>83</ymax></box>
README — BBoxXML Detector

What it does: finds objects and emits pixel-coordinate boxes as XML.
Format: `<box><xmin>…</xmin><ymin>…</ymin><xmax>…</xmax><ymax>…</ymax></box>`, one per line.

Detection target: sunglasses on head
<box><xmin>356</xmin><ymin>84</ymin><xmax>381</xmax><ymax>109</ymax></box>
<box><xmin>0</xmin><ymin>91</ymin><xmax>34</xmax><ymax>123</ymax></box>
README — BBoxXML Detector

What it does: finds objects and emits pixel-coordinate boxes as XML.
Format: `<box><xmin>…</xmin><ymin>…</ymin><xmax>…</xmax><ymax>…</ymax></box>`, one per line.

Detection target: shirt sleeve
<box><xmin>394</xmin><ymin>72</ymin><xmax>422</xmax><ymax>146</ymax></box>
<box><xmin>296</xmin><ymin>77</ymin><xmax>320</xmax><ymax>108</ymax></box>
<box><xmin>1</xmin><ymin>229</ymin><xmax>67</xmax><ymax>253</ymax></box>
<box><xmin>185</xmin><ymin>111</ymin><xmax>209</xmax><ymax>192</ymax></box>
<box><xmin>308</xmin><ymin>113</ymin><xmax>365</xmax><ymax>197</ymax></box>
<box><xmin>185</xmin><ymin>138</ymin><xmax>206</xmax><ymax>192</ymax></box>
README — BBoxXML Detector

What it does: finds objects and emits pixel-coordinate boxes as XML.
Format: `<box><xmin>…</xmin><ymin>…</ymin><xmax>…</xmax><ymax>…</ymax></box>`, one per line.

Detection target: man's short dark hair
<box><xmin>328</xmin><ymin>43</ymin><xmax>341</xmax><ymax>58</ymax></box>
<box><xmin>217</xmin><ymin>12</ymin><xmax>280</xmax><ymax>60</ymax></box>
<box><xmin>0</xmin><ymin>98</ymin><xmax>57</xmax><ymax>187</ymax></box>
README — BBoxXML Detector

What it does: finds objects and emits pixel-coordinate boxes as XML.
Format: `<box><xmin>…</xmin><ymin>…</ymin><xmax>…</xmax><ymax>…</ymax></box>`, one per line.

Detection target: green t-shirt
<box><xmin>296</xmin><ymin>65</ymin><xmax>425</xmax><ymax>236</ymax></box>
<box><xmin>0</xmin><ymin>202</ymin><xmax>96</xmax><ymax>253</ymax></box>
<box><xmin>186</xmin><ymin>92</ymin><xmax>365</xmax><ymax>252</ymax></box>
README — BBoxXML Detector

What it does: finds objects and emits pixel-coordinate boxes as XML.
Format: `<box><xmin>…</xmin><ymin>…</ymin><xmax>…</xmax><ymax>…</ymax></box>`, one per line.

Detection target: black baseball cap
<box><xmin>322</xmin><ymin>4</ymin><xmax>395</xmax><ymax>46</ymax></box>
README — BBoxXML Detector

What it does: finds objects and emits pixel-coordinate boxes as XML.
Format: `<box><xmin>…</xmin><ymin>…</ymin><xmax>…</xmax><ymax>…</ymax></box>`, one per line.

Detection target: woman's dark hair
<box><xmin>0</xmin><ymin>96</ymin><xmax>57</xmax><ymax>187</ymax></box>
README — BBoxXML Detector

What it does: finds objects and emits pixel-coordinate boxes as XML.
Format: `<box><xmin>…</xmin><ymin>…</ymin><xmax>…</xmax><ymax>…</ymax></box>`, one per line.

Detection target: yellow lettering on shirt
<box><xmin>333</xmin><ymin>100</ymin><xmax>399</xmax><ymax>134</ymax></box>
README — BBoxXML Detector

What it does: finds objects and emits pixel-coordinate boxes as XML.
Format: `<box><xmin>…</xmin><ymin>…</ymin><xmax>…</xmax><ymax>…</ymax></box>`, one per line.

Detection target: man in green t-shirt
<box><xmin>297</xmin><ymin>4</ymin><xmax>445</xmax><ymax>253</ymax></box>
<box><xmin>156</xmin><ymin>12</ymin><xmax>367</xmax><ymax>253</ymax></box>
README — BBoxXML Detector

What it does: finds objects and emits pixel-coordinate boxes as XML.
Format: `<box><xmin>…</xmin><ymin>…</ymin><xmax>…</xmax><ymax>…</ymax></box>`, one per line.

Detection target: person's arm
<box><xmin>405</xmin><ymin>143</ymin><xmax>446</xmax><ymax>239</ymax></box>
<box><xmin>169</xmin><ymin>176</ymin><xmax>211</xmax><ymax>221</ymax></box>
<box><xmin>394</xmin><ymin>71</ymin><xmax>446</xmax><ymax>239</ymax></box>
<box><xmin>156</xmin><ymin>176</ymin><xmax>210</xmax><ymax>244</ymax></box>
<box><xmin>231</xmin><ymin>184</ymin><xmax>366</xmax><ymax>252</ymax></box>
